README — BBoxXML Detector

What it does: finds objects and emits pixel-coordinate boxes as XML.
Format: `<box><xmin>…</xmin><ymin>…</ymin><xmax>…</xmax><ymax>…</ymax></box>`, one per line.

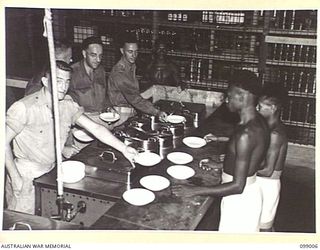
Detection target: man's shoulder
<box><xmin>19</xmin><ymin>90</ymin><xmax>42</xmax><ymax>107</ymax></box>
<box><xmin>111</xmin><ymin>60</ymin><xmax>127</xmax><ymax>73</ymax></box>
<box><xmin>71</xmin><ymin>61</ymin><xmax>82</xmax><ymax>71</ymax></box>
<box><xmin>271</xmin><ymin>123</ymin><xmax>288</xmax><ymax>141</ymax></box>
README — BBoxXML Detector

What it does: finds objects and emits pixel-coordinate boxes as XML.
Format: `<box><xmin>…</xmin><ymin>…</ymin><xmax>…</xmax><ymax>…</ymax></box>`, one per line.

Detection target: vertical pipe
<box><xmin>43</xmin><ymin>9</ymin><xmax>64</xmax><ymax>197</ymax></box>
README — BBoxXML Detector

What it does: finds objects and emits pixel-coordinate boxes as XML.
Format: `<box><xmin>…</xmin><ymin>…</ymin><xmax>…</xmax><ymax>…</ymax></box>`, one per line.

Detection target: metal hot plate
<box><xmin>71</xmin><ymin>144</ymin><xmax>142</xmax><ymax>184</ymax></box>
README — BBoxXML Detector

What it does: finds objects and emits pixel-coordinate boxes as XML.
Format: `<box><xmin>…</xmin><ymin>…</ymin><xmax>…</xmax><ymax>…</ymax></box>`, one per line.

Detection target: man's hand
<box><xmin>158</xmin><ymin>111</ymin><xmax>168</xmax><ymax>122</ymax></box>
<box><xmin>171</xmin><ymin>184</ymin><xmax>200</xmax><ymax>197</ymax></box>
<box><xmin>62</xmin><ymin>145</ymin><xmax>80</xmax><ymax>159</ymax></box>
<box><xmin>122</xmin><ymin>146</ymin><xmax>138</xmax><ymax>162</ymax></box>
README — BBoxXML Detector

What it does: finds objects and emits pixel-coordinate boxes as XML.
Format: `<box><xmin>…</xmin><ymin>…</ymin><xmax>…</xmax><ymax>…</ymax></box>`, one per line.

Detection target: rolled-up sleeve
<box><xmin>6</xmin><ymin>102</ymin><xmax>27</xmax><ymax>134</ymax></box>
<box><xmin>113</xmin><ymin>73</ymin><xmax>160</xmax><ymax>116</ymax></box>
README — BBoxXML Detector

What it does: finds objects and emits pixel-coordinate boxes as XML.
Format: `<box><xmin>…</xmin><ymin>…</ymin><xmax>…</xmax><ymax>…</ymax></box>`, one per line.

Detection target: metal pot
<box><xmin>141</xmin><ymin>114</ymin><xmax>163</xmax><ymax>131</ymax></box>
<box><xmin>164</xmin><ymin>123</ymin><xmax>184</xmax><ymax>138</ymax></box>
<box><xmin>129</xmin><ymin>117</ymin><xmax>152</xmax><ymax>131</ymax></box>
<box><xmin>115</xmin><ymin>130</ymin><xmax>159</xmax><ymax>153</ymax></box>
<box><xmin>157</xmin><ymin>127</ymin><xmax>173</xmax><ymax>149</ymax></box>
<box><xmin>160</xmin><ymin>123</ymin><xmax>184</xmax><ymax>148</ymax></box>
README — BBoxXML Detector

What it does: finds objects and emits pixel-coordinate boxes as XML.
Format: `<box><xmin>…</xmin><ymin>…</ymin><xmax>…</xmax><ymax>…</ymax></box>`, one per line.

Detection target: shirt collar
<box><xmin>120</xmin><ymin>57</ymin><xmax>135</xmax><ymax>71</ymax></box>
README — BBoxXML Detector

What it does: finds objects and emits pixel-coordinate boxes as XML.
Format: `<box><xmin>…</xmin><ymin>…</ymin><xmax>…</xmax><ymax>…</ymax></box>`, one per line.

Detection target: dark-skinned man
<box><xmin>172</xmin><ymin>70</ymin><xmax>270</xmax><ymax>232</ymax></box>
<box><xmin>256</xmin><ymin>83</ymin><xmax>288</xmax><ymax>232</ymax></box>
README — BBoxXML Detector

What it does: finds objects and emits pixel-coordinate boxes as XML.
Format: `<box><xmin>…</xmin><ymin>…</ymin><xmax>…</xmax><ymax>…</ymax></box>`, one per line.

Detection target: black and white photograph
<box><xmin>1</xmin><ymin>2</ymin><xmax>318</xmax><ymax>248</ymax></box>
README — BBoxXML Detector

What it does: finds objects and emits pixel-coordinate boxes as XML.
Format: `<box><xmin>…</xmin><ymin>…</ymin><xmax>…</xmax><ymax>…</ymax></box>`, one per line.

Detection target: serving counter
<box><xmin>32</xmin><ymin>102</ymin><xmax>236</xmax><ymax>230</ymax></box>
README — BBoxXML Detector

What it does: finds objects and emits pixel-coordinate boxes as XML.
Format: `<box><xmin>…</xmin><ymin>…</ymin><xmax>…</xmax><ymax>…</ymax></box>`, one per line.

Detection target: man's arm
<box><xmin>5</xmin><ymin>126</ymin><xmax>23</xmax><ymax>192</ymax></box>
<box><xmin>172</xmin><ymin>131</ymin><xmax>253</xmax><ymax>197</ymax></box>
<box><xmin>258</xmin><ymin>131</ymin><xmax>282</xmax><ymax>177</ymax></box>
<box><xmin>113</xmin><ymin>73</ymin><xmax>161</xmax><ymax>116</ymax></box>
<box><xmin>75</xmin><ymin>114</ymin><xmax>137</xmax><ymax>161</ymax></box>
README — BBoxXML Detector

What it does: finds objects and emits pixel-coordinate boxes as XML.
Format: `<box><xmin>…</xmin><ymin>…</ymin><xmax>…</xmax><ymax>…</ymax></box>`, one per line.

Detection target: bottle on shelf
<box><xmin>202</xmin><ymin>11</ymin><xmax>208</xmax><ymax>23</ymax></box>
<box><xmin>189</xmin><ymin>58</ymin><xmax>196</xmax><ymax>82</ymax></box>
<box><xmin>196</xmin><ymin>59</ymin><xmax>202</xmax><ymax>82</ymax></box>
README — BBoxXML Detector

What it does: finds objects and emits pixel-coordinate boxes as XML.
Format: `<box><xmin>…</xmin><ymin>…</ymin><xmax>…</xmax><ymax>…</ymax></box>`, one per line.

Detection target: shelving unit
<box><xmin>262</xmin><ymin>11</ymin><xmax>316</xmax><ymax>145</ymax></box>
<box><xmin>7</xmin><ymin>8</ymin><xmax>316</xmax><ymax>145</ymax></box>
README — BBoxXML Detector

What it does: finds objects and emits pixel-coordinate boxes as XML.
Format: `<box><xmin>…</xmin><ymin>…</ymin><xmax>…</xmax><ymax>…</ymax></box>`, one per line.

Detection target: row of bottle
<box><xmin>179</xmin><ymin>58</ymin><xmax>258</xmax><ymax>84</ymax></box>
<box><xmin>165</xmin><ymin>11</ymin><xmax>262</xmax><ymax>26</ymax></box>
<box><xmin>124</xmin><ymin>27</ymin><xmax>153</xmax><ymax>49</ymax></box>
<box><xmin>282</xmin><ymin>70</ymin><xmax>316</xmax><ymax>94</ymax></box>
<box><xmin>82</xmin><ymin>10</ymin><xmax>152</xmax><ymax>19</ymax></box>
<box><xmin>78</xmin><ymin>9</ymin><xmax>317</xmax><ymax>31</ymax></box>
<box><xmin>268</xmin><ymin>43</ymin><xmax>316</xmax><ymax>63</ymax></box>
<box><xmin>269</xmin><ymin>10</ymin><xmax>317</xmax><ymax>30</ymax></box>
<box><xmin>122</xmin><ymin>27</ymin><xmax>259</xmax><ymax>54</ymax></box>
<box><xmin>281</xmin><ymin>98</ymin><xmax>315</xmax><ymax>124</ymax></box>
<box><xmin>265</xmin><ymin>67</ymin><xmax>316</xmax><ymax>94</ymax></box>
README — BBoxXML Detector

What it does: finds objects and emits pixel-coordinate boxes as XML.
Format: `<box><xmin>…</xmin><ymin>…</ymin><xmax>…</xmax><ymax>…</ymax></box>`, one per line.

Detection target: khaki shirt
<box><xmin>6</xmin><ymin>88</ymin><xmax>84</xmax><ymax>165</ymax></box>
<box><xmin>108</xmin><ymin>57</ymin><xmax>160</xmax><ymax>116</ymax></box>
<box><xmin>69</xmin><ymin>60</ymin><xmax>107</xmax><ymax>112</ymax></box>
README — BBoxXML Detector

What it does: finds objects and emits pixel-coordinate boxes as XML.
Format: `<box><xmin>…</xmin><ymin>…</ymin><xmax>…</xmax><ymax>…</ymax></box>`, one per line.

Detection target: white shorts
<box><xmin>256</xmin><ymin>175</ymin><xmax>281</xmax><ymax>229</ymax></box>
<box><xmin>219</xmin><ymin>172</ymin><xmax>262</xmax><ymax>233</ymax></box>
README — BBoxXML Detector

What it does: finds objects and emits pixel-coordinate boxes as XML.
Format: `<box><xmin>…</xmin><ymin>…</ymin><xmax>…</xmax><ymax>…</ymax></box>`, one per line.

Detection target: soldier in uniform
<box><xmin>5</xmin><ymin>60</ymin><xmax>137</xmax><ymax>214</ymax></box>
<box><xmin>107</xmin><ymin>34</ymin><xmax>167</xmax><ymax>127</ymax></box>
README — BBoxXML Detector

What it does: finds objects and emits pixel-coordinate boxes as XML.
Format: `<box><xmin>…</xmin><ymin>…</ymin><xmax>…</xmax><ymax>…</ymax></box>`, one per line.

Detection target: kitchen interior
<box><xmin>4</xmin><ymin>8</ymin><xmax>316</xmax><ymax>232</ymax></box>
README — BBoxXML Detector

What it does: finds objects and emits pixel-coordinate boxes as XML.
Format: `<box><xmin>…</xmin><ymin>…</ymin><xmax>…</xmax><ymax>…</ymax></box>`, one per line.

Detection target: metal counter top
<box><xmin>33</xmin><ymin>102</ymin><xmax>236</xmax><ymax>230</ymax></box>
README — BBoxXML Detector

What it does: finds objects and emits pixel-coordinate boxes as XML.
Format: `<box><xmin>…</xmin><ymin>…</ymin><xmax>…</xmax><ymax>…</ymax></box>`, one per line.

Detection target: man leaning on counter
<box><xmin>5</xmin><ymin>60</ymin><xmax>137</xmax><ymax>215</ymax></box>
<box><xmin>107</xmin><ymin>33</ymin><xmax>168</xmax><ymax>127</ymax></box>
<box><xmin>172</xmin><ymin>70</ymin><xmax>270</xmax><ymax>232</ymax></box>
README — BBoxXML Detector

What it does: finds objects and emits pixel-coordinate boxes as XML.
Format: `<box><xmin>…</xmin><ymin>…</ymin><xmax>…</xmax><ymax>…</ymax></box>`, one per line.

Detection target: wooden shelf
<box><xmin>266</xmin><ymin>60</ymin><xmax>316</xmax><ymax>68</ymax></box>
<box><xmin>157</xmin><ymin>20</ymin><xmax>264</xmax><ymax>33</ymax></box>
<box><xmin>68</xmin><ymin>13</ymin><xmax>153</xmax><ymax>26</ymax></box>
<box><xmin>283</xmin><ymin>120</ymin><xmax>315</xmax><ymax>129</ymax></box>
<box><xmin>166</xmin><ymin>51</ymin><xmax>259</xmax><ymax>64</ymax></box>
<box><xmin>268</xmin><ymin>29</ymin><xmax>317</xmax><ymax>37</ymax></box>
<box><xmin>288</xmin><ymin>91</ymin><xmax>316</xmax><ymax>99</ymax></box>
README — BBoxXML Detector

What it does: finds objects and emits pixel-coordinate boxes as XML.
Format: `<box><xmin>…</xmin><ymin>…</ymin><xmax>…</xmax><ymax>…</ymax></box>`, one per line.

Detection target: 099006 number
<box><xmin>300</xmin><ymin>244</ymin><xmax>318</xmax><ymax>248</ymax></box>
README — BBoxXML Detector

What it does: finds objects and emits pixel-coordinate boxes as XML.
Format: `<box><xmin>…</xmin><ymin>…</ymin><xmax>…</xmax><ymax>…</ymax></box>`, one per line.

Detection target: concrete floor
<box><xmin>274</xmin><ymin>165</ymin><xmax>315</xmax><ymax>233</ymax></box>
<box><xmin>196</xmin><ymin>164</ymin><xmax>316</xmax><ymax>233</ymax></box>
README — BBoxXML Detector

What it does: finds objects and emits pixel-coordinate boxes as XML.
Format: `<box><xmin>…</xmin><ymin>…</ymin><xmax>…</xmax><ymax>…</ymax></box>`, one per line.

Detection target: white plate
<box><xmin>73</xmin><ymin>129</ymin><xmax>94</xmax><ymax>142</ymax></box>
<box><xmin>166</xmin><ymin>115</ymin><xmax>186</xmax><ymax>124</ymax></box>
<box><xmin>167</xmin><ymin>165</ymin><xmax>195</xmax><ymax>180</ymax></box>
<box><xmin>99</xmin><ymin>112</ymin><xmax>120</xmax><ymax>123</ymax></box>
<box><xmin>61</xmin><ymin>161</ymin><xmax>85</xmax><ymax>183</ymax></box>
<box><xmin>183</xmin><ymin>136</ymin><xmax>207</xmax><ymax>148</ymax></box>
<box><xmin>134</xmin><ymin>152</ymin><xmax>161</xmax><ymax>167</ymax></box>
<box><xmin>167</xmin><ymin>152</ymin><xmax>193</xmax><ymax>165</ymax></box>
<box><xmin>140</xmin><ymin>175</ymin><xmax>170</xmax><ymax>191</ymax></box>
<box><xmin>122</xmin><ymin>188</ymin><xmax>155</xmax><ymax>206</ymax></box>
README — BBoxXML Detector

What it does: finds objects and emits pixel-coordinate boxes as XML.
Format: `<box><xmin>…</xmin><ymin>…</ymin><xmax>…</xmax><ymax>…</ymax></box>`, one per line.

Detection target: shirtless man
<box><xmin>172</xmin><ymin>70</ymin><xmax>270</xmax><ymax>232</ymax></box>
<box><xmin>256</xmin><ymin>83</ymin><xmax>288</xmax><ymax>232</ymax></box>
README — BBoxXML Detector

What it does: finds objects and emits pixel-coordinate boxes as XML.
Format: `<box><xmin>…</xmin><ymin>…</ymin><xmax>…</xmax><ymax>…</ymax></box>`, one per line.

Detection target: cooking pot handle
<box><xmin>9</xmin><ymin>222</ymin><xmax>32</xmax><ymax>230</ymax></box>
<box><xmin>99</xmin><ymin>150</ymin><xmax>118</xmax><ymax>163</ymax></box>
